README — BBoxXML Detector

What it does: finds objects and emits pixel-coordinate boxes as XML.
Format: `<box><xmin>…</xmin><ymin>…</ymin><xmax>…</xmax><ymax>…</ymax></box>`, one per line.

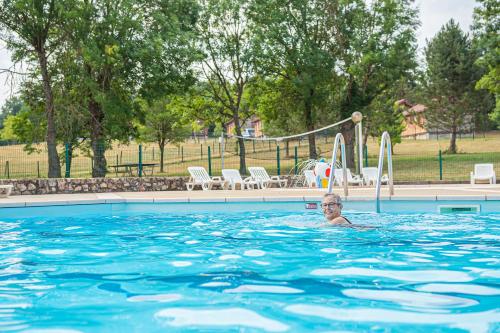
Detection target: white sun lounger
<box><xmin>362</xmin><ymin>167</ymin><xmax>389</xmax><ymax>186</ymax></box>
<box><xmin>470</xmin><ymin>164</ymin><xmax>496</xmax><ymax>184</ymax></box>
<box><xmin>222</xmin><ymin>169</ymin><xmax>258</xmax><ymax>190</ymax></box>
<box><xmin>186</xmin><ymin>167</ymin><xmax>226</xmax><ymax>191</ymax></box>
<box><xmin>334</xmin><ymin>168</ymin><xmax>363</xmax><ymax>186</ymax></box>
<box><xmin>248</xmin><ymin>167</ymin><xmax>287</xmax><ymax>189</ymax></box>
<box><xmin>0</xmin><ymin>184</ymin><xmax>14</xmax><ymax>198</ymax></box>
<box><xmin>304</xmin><ymin>170</ymin><xmax>317</xmax><ymax>188</ymax></box>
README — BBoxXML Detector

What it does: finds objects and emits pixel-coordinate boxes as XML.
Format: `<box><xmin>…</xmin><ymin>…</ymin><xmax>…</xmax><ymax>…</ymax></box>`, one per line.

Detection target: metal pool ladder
<box><xmin>327</xmin><ymin>133</ymin><xmax>348</xmax><ymax>196</ymax></box>
<box><xmin>375</xmin><ymin>131</ymin><xmax>394</xmax><ymax>212</ymax></box>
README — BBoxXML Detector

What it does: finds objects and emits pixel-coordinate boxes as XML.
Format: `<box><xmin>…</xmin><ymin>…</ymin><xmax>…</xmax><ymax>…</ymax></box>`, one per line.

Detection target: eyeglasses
<box><xmin>321</xmin><ymin>203</ymin><xmax>340</xmax><ymax>209</ymax></box>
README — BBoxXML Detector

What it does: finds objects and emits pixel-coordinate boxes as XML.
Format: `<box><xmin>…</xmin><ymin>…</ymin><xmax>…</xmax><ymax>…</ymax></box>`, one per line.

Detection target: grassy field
<box><xmin>1</xmin><ymin>131</ymin><xmax>499</xmax><ymax>181</ymax></box>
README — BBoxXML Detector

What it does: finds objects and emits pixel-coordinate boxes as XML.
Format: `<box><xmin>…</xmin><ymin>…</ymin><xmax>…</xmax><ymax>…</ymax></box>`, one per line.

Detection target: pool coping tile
<box><xmin>65</xmin><ymin>199</ymin><xmax>106</xmax><ymax>205</ymax></box>
<box><xmin>124</xmin><ymin>198</ymin><xmax>154</xmax><ymax>203</ymax></box>
<box><xmin>225</xmin><ymin>197</ymin><xmax>264</xmax><ymax>202</ymax></box>
<box><xmin>390</xmin><ymin>196</ymin><xmax>437</xmax><ymax>201</ymax></box>
<box><xmin>303</xmin><ymin>196</ymin><xmax>322</xmax><ymax>202</ymax></box>
<box><xmin>153</xmin><ymin>198</ymin><xmax>189</xmax><ymax>203</ymax></box>
<box><xmin>105</xmin><ymin>199</ymin><xmax>126</xmax><ymax>204</ymax></box>
<box><xmin>0</xmin><ymin>202</ymin><xmax>26</xmax><ymax>208</ymax></box>
<box><xmin>436</xmin><ymin>195</ymin><xmax>487</xmax><ymax>201</ymax></box>
<box><xmin>263</xmin><ymin>196</ymin><xmax>304</xmax><ymax>202</ymax></box>
<box><xmin>189</xmin><ymin>198</ymin><xmax>226</xmax><ymax>203</ymax></box>
<box><xmin>25</xmin><ymin>201</ymin><xmax>70</xmax><ymax>207</ymax></box>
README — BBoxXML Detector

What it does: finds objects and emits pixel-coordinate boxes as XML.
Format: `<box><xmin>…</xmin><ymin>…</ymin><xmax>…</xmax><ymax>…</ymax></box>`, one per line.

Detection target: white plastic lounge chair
<box><xmin>470</xmin><ymin>164</ymin><xmax>496</xmax><ymax>184</ymax></box>
<box><xmin>248</xmin><ymin>167</ymin><xmax>287</xmax><ymax>189</ymax></box>
<box><xmin>0</xmin><ymin>184</ymin><xmax>13</xmax><ymax>198</ymax></box>
<box><xmin>222</xmin><ymin>169</ymin><xmax>258</xmax><ymax>190</ymax></box>
<box><xmin>186</xmin><ymin>167</ymin><xmax>226</xmax><ymax>191</ymax></box>
<box><xmin>362</xmin><ymin>167</ymin><xmax>389</xmax><ymax>186</ymax></box>
<box><xmin>333</xmin><ymin>168</ymin><xmax>363</xmax><ymax>187</ymax></box>
<box><xmin>303</xmin><ymin>170</ymin><xmax>317</xmax><ymax>188</ymax></box>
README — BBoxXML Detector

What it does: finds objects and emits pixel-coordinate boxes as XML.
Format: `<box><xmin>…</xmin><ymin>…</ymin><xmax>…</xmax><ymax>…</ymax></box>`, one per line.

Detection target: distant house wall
<box><xmin>225</xmin><ymin>115</ymin><xmax>263</xmax><ymax>137</ymax></box>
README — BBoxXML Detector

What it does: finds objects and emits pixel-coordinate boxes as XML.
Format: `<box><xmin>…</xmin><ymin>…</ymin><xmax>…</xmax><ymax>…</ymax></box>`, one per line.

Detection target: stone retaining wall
<box><xmin>0</xmin><ymin>175</ymin><xmax>295</xmax><ymax>195</ymax></box>
<box><xmin>0</xmin><ymin>177</ymin><xmax>189</xmax><ymax>195</ymax></box>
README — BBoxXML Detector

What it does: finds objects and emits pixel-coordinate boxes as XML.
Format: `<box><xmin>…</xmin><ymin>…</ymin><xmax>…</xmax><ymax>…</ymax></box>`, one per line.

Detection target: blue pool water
<box><xmin>0</xmin><ymin>202</ymin><xmax>499</xmax><ymax>332</ymax></box>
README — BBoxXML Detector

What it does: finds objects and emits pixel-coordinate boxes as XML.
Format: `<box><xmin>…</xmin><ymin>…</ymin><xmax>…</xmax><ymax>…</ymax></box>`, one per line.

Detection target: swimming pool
<box><xmin>1</xmin><ymin>201</ymin><xmax>499</xmax><ymax>332</ymax></box>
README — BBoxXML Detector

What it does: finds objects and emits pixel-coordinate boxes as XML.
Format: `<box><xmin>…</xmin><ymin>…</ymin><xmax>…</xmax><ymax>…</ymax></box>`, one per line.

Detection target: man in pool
<box><xmin>321</xmin><ymin>193</ymin><xmax>352</xmax><ymax>226</ymax></box>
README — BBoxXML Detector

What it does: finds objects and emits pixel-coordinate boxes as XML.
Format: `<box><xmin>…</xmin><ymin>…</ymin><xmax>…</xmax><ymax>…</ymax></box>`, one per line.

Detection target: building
<box><xmin>396</xmin><ymin>99</ymin><xmax>473</xmax><ymax>140</ymax></box>
<box><xmin>226</xmin><ymin>115</ymin><xmax>263</xmax><ymax>137</ymax></box>
<box><xmin>398</xmin><ymin>100</ymin><xmax>429</xmax><ymax>139</ymax></box>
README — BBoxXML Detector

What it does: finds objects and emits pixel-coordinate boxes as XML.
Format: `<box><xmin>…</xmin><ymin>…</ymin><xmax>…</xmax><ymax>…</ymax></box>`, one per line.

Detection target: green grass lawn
<box><xmin>1</xmin><ymin>131</ymin><xmax>499</xmax><ymax>182</ymax></box>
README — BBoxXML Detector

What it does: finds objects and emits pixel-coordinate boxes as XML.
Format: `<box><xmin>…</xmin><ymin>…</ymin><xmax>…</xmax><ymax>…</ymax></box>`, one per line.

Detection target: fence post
<box><xmin>65</xmin><ymin>143</ymin><xmax>71</xmax><ymax>178</ymax></box>
<box><xmin>181</xmin><ymin>146</ymin><xmax>184</xmax><ymax>162</ymax></box>
<box><xmin>253</xmin><ymin>140</ymin><xmax>255</xmax><ymax>153</ymax></box>
<box><xmin>438</xmin><ymin>149</ymin><xmax>443</xmax><ymax>181</ymax></box>
<box><xmin>138</xmin><ymin>144</ymin><xmax>143</xmax><ymax>177</ymax></box>
<box><xmin>294</xmin><ymin>146</ymin><xmax>298</xmax><ymax>175</ymax></box>
<box><xmin>276</xmin><ymin>144</ymin><xmax>281</xmax><ymax>176</ymax></box>
<box><xmin>208</xmin><ymin>146</ymin><xmax>212</xmax><ymax>176</ymax></box>
<box><xmin>5</xmin><ymin>161</ymin><xmax>9</xmax><ymax>179</ymax></box>
<box><xmin>201</xmin><ymin>144</ymin><xmax>203</xmax><ymax>159</ymax></box>
<box><xmin>364</xmin><ymin>145</ymin><xmax>368</xmax><ymax>167</ymax></box>
<box><xmin>37</xmin><ymin>161</ymin><xmax>41</xmax><ymax>178</ymax></box>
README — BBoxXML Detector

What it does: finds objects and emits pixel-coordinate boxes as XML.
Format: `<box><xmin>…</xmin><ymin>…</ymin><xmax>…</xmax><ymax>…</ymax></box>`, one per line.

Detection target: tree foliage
<box><xmin>423</xmin><ymin>20</ymin><xmax>488</xmax><ymax>154</ymax></box>
<box><xmin>473</xmin><ymin>0</ymin><xmax>500</xmax><ymax>126</ymax></box>
<box><xmin>137</xmin><ymin>96</ymin><xmax>191</xmax><ymax>172</ymax></box>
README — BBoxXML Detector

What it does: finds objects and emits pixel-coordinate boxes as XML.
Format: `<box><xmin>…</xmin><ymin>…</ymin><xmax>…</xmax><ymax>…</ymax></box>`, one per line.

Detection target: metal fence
<box><xmin>1</xmin><ymin>132</ymin><xmax>500</xmax><ymax>182</ymax></box>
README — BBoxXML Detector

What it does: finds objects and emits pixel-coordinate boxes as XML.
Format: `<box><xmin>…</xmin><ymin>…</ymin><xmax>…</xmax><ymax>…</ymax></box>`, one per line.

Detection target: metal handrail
<box><xmin>375</xmin><ymin>131</ymin><xmax>394</xmax><ymax>212</ymax></box>
<box><xmin>327</xmin><ymin>133</ymin><xmax>348</xmax><ymax>196</ymax></box>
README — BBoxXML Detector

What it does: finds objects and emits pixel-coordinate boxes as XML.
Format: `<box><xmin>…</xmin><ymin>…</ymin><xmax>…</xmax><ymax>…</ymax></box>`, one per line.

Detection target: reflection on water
<box><xmin>0</xmin><ymin>209</ymin><xmax>499</xmax><ymax>332</ymax></box>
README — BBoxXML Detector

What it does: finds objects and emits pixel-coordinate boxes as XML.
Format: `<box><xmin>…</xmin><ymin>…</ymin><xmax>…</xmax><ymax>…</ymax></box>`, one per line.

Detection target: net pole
<box><xmin>356</xmin><ymin>120</ymin><xmax>363</xmax><ymax>175</ymax></box>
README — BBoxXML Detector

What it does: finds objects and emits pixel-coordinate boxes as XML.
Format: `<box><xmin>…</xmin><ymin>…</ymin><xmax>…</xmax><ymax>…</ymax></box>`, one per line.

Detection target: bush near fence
<box><xmin>0</xmin><ymin>131</ymin><xmax>499</xmax><ymax>183</ymax></box>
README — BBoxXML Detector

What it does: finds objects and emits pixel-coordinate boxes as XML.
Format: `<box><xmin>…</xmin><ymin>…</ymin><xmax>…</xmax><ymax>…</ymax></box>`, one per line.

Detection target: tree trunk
<box><xmin>233</xmin><ymin>113</ymin><xmax>247</xmax><ymax>175</ymax></box>
<box><xmin>37</xmin><ymin>49</ymin><xmax>61</xmax><ymax>178</ymax></box>
<box><xmin>67</xmin><ymin>143</ymin><xmax>74</xmax><ymax>173</ymax></box>
<box><xmin>89</xmin><ymin>99</ymin><xmax>107</xmax><ymax>177</ymax></box>
<box><xmin>340</xmin><ymin>121</ymin><xmax>356</xmax><ymax>169</ymax></box>
<box><xmin>304</xmin><ymin>94</ymin><xmax>317</xmax><ymax>160</ymax></box>
<box><xmin>159</xmin><ymin>142</ymin><xmax>165</xmax><ymax>173</ymax></box>
<box><xmin>448</xmin><ymin>126</ymin><xmax>457</xmax><ymax>154</ymax></box>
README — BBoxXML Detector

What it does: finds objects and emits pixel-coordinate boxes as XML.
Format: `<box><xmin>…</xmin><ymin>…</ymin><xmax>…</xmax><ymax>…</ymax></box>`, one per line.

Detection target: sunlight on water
<box><xmin>0</xmin><ymin>205</ymin><xmax>498</xmax><ymax>332</ymax></box>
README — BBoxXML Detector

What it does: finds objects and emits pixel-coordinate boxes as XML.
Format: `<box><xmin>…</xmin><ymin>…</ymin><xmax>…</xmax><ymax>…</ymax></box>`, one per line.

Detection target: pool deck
<box><xmin>1</xmin><ymin>184</ymin><xmax>499</xmax><ymax>208</ymax></box>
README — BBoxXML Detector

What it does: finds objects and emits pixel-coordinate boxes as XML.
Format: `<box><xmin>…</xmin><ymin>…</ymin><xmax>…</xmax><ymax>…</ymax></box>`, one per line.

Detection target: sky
<box><xmin>0</xmin><ymin>0</ymin><xmax>477</xmax><ymax>109</ymax></box>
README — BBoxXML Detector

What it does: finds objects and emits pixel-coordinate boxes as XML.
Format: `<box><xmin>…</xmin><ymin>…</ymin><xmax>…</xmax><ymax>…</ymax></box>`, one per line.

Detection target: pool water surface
<box><xmin>0</xmin><ymin>203</ymin><xmax>499</xmax><ymax>332</ymax></box>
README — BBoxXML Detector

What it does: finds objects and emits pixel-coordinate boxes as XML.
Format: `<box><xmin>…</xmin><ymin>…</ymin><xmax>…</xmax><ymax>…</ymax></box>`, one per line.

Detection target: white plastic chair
<box><xmin>303</xmin><ymin>170</ymin><xmax>317</xmax><ymax>188</ymax></box>
<box><xmin>470</xmin><ymin>164</ymin><xmax>496</xmax><ymax>184</ymax></box>
<box><xmin>0</xmin><ymin>185</ymin><xmax>13</xmax><ymax>198</ymax></box>
<box><xmin>222</xmin><ymin>169</ymin><xmax>258</xmax><ymax>190</ymax></box>
<box><xmin>362</xmin><ymin>167</ymin><xmax>389</xmax><ymax>186</ymax></box>
<box><xmin>333</xmin><ymin>168</ymin><xmax>363</xmax><ymax>187</ymax></box>
<box><xmin>248</xmin><ymin>167</ymin><xmax>287</xmax><ymax>189</ymax></box>
<box><xmin>186</xmin><ymin>167</ymin><xmax>226</xmax><ymax>191</ymax></box>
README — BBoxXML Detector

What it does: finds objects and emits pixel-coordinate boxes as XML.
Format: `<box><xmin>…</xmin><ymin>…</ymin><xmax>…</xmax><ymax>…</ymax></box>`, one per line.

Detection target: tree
<box><xmin>0</xmin><ymin>96</ymin><xmax>23</xmax><ymax>129</ymax></box>
<box><xmin>424</xmin><ymin>20</ymin><xmax>487</xmax><ymax>154</ymax></box>
<box><xmin>0</xmin><ymin>0</ymin><xmax>65</xmax><ymax>177</ymax></box>
<box><xmin>473</xmin><ymin>0</ymin><xmax>499</xmax><ymax>127</ymax></box>
<box><xmin>249</xmin><ymin>0</ymin><xmax>335</xmax><ymax>160</ymax></box>
<box><xmin>61</xmin><ymin>0</ymin><xmax>198</xmax><ymax>177</ymax></box>
<box><xmin>197</xmin><ymin>0</ymin><xmax>255</xmax><ymax>174</ymax></box>
<box><xmin>326</xmin><ymin>0</ymin><xmax>418</xmax><ymax>167</ymax></box>
<box><xmin>138</xmin><ymin>96</ymin><xmax>191</xmax><ymax>173</ymax></box>
<box><xmin>251</xmin><ymin>77</ymin><xmax>305</xmax><ymax>158</ymax></box>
